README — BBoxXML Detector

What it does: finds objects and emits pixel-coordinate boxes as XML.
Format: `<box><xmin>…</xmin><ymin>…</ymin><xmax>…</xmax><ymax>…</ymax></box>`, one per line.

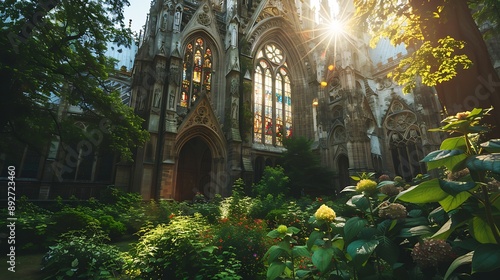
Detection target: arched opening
<box><xmin>176</xmin><ymin>137</ymin><xmax>212</xmax><ymax>201</ymax></box>
<box><xmin>338</xmin><ymin>154</ymin><xmax>350</xmax><ymax>190</ymax></box>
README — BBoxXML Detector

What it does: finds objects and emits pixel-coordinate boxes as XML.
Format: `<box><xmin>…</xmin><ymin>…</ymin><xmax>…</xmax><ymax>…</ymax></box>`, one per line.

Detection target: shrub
<box><xmin>99</xmin><ymin>215</ymin><xmax>126</xmax><ymax>241</ymax></box>
<box><xmin>213</xmin><ymin>216</ymin><xmax>269</xmax><ymax>279</ymax></box>
<box><xmin>253</xmin><ymin>166</ymin><xmax>290</xmax><ymax>197</ymax></box>
<box><xmin>49</xmin><ymin>207</ymin><xmax>100</xmax><ymax>237</ymax></box>
<box><xmin>0</xmin><ymin>198</ymin><xmax>54</xmax><ymax>252</ymax></box>
<box><xmin>126</xmin><ymin>214</ymin><xmax>216</xmax><ymax>279</ymax></box>
<box><xmin>41</xmin><ymin>229</ymin><xmax>124</xmax><ymax>279</ymax></box>
<box><xmin>249</xmin><ymin>194</ymin><xmax>285</xmax><ymax>219</ymax></box>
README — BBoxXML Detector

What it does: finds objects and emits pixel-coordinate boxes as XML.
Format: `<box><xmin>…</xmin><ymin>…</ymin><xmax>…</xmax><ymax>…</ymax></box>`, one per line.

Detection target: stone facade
<box><xmin>125</xmin><ymin>0</ymin><xmax>444</xmax><ymax>200</ymax></box>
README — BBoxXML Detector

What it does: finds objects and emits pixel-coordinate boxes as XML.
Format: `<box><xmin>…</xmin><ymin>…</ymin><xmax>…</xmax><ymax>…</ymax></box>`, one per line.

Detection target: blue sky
<box><xmin>124</xmin><ymin>0</ymin><xmax>150</xmax><ymax>33</ymax></box>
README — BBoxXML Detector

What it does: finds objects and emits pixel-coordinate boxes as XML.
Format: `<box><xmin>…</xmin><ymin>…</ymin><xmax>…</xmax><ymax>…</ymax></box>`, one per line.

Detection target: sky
<box><xmin>124</xmin><ymin>0</ymin><xmax>150</xmax><ymax>34</ymax></box>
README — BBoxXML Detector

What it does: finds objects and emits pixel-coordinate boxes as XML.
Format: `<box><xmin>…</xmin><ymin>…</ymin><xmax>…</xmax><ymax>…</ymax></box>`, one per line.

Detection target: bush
<box><xmin>126</xmin><ymin>214</ymin><xmax>216</xmax><ymax>279</ymax></box>
<box><xmin>49</xmin><ymin>207</ymin><xmax>100</xmax><ymax>237</ymax></box>
<box><xmin>41</xmin><ymin>229</ymin><xmax>124</xmax><ymax>279</ymax></box>
<box><xmin>253</xmin><ymin>166</ymin><xmax>290</xmax><ymax>197</ymax></box>
<box><xmin>213</xmin><ymin>216</ymin><xmax>269</xmax><ymax>279</ymax></box>
<box><xmin>0</xmin><ymin>198</ymin><xmax>54</xmax><ymax>252</ymax></box>
<box><xmin>249</xmin><ymin>194</ymin><xmax>285</xmax><ymax>219</ymax></box>
<box><xmin>99</xmin><ymin>215</ymin><xmax>126</xmax><ymax>241</ymax></box>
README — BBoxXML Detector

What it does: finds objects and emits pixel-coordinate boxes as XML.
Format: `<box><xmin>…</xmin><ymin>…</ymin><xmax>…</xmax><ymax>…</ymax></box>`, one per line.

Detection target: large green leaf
<box><xmin>422</xmin><ymin>149</ymin><xmax>467</xmax><ymax>171</ymax></box>
<box><xmin>440</xmin><ymin>136</ymin><xmax>467</xmax><ymax>151</ymax></box>
<box><xmin>439</xmin><ymin>179</ymin><xmax>477</xmax><ymax>196</ymax></box>
<box><xmin>398</xmin><ymin>225</ymin><xmax>432</xmax><ymax>237</ymax></box>
<box><xmin>466</xmin><ymin>154</ymin><xmax>500</xmax><ymax>174</ymax></box>
<box><xmin>347</xmin><ymin>194</ymin><xmax>370</xmax><ymax>210</ymax></box>
<box><xmin>480</xmin><ymin>139</ymin><xmax>500</xmax><ymax>153</ymax></box>
<box><xmin>267</xmin><ymin>261</ymin><xmax>286</xmax><ymax>280</ymax></box>
<box><xmin>346</xmin><ymin>239</ymin><xmax>379</xmax><ymax>266</ymax></box>
<box><xmin>266</xmin><ymin>245</ymin><xmax>286</xmax><ymax>263</ymax></box>
<box><xmin>439</xmin><ymin>191</ymin><xmax>472</xmax><ymax>212</ymax></box>
<box><xmin>444</xmin><ymin>251</ymin><xmax>473</xmax><ymax>280</ymax></box>
<box><xmin>307</xmin><ymin>230</ymin><xmax>323</xmax><ymax>250</ymax></box>
<box><xmin>292</xmin><ymin>246</ymin><xmax>310</xmax><ymax>258</ymax></box>
<box><xmin>312</xmin><ymin>247</ymin><xmax>334</xmax><ymax>273</ymax></box>
<box><xmin>470</xmin><ymin>217</ymin><xmax>496</xmax><ymax>244</ymax></box>
<box><xmin>397</xmin><ymin>178</ymin><xmax>449</xmax><ymax>203</ymax></box>
<box><xmin>344</xmin><ymin>217</ymin><xmax>369</xmax><ymax>242</ymax></box>
<box><xmin>472</xmin><ymin>244</ymin><xmax>500</xmax><ymax>273</ymax></box>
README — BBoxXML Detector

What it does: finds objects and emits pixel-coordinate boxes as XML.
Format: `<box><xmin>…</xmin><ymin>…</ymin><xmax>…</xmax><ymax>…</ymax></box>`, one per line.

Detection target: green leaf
<box><xmin>480</xmin><ymin>139</ymin><xmax>500</xmax><ymax>153</ymax></box>
<box><xmin>466</xmin><ymin>154</ymin><xmax>500</xmax><ymax>174</ymax></box>
<box><xmin>347</xmin><ymin>194</ymin><xmax>370</xmax><ymax>210</ymax></box>
<box><xmin>332</xmin><ymin>239</ymin><xmax>345</xmax><ymax>251</ymax></box>
<box><xmin>471</xmin><ymin>217</ymin><xmax>497</xmax><ymax>244</ymax></box>
<box><xmin>398</xmin><ymin>225</ymin><xmax>432</xmax><ymax>237</ymax></box>
<box><xmin>266</xmin><ymin>245</ymin><xmax>285</xmax><ymax>263</ymax></box>
<box><xmin>295</xmin><ymin>270</ymin><xmax>310</xmax><ymax>278</ymax></box>
<box><xmin>422</xmin><ymin>150</ymin><xmax>467</xmax><ymax>171</ymax></box>
<box><xmin>439</xmin><ymin>191</ymin><xmax>471</xmax><ymax>212</ymax></box>
<box><xmin>288</xmin><ymin>226</ymin><xmax>300</xmax><ymax>234</ymax></box>
<box><xmin>312</xmin><ymin>247</ymin><xmax>334</xmax><ymax>273</ymax></box>
<box><xmin>346</xmin><ymin>239</ymin><xmax>379</xmax><ymax>266</ymax></box>
<box><xmin>440</xmin><ymin>136</ymin><xmax>467</xmax><ymax>151</ymax></box>
<box><xmin>267</xmin><ymin>229</ymin><xmax>280</xmax><ymax>238</ymax></box>
<box><xmin>307</xmin><ymin>230</ymin><xmax>323</xmax><ymax>250</ymax></box>
<box><xmin>422</xmin><ymin>149</ymin><xmax>463</xmax><ymax>162</ymax></box>
<box><xmin>472</xmin><ymin>244</ymin><xmax>500</xmax><ymax>273</ymax></box>
<box><xmin>397</xmin><ymin>178</ymin><xmax>448</xmax><ymax>203</ymax></box>
<box><xmin>267</xmin><ymin>261</ymin><xmax>286</xmax><ymax>280</ymax></box>
<box><xmin>341</xmin><ymin>185</ymin><xmax>358</xmax><ymax>193</ymax></box>
<box><xmin>444</xmin><ymin>251</ymin><xmax>473</xmax><ymax>280</ymax></box>
<box><xmin>292</xmin><ymin>246</ymin><xmax>310</xmax><ymax>258</ymax></box>
<box><xmin>439</xmin><ymin>179</ymin><xmax>477</xmax><ymax>196</ymax></box>
<box><xmin>432</xmin><ymin>219</ymin><xmax>453</xmax><ymax>240</ymax></box>
<box><xmin>344</xmin><ymin>217</ymin><xmax>368</xmax><ymax>242</ymax></box>
<box><xmin>71</xmin><ymin>258</ymin><xmax>79</xmax><ymax>268</ymax></box>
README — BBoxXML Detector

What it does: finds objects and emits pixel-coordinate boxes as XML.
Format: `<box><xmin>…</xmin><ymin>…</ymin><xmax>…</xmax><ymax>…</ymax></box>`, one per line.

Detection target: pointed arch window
<box><xmin>181</xmin><ymin>37</ymin><xmax>213</xmax><ymax>107</ymax></box>
<box><xmin>253</xmin><ymin>44</ymin><xmax>292</xmax><ymax>146</ymax></box>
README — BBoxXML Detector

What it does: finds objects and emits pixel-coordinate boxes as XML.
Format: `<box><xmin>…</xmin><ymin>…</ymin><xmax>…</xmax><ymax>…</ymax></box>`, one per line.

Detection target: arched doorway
<box><xmin>338</xmin><ymin>154</ymin><xmax>350</xmax><ymax>190</ymax></box>
<box><xmin>176</xmin><ymin>137</ymin><xmax>212</xmax><ymax>201</ymax></box>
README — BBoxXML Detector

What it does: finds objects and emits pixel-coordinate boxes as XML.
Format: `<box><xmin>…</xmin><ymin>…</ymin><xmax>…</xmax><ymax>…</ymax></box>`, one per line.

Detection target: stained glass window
<box><xmin>181</xmin><ymin>37</ymin><xmax>213</xmax><ymax>107</ymax></box>
<box><xmin>253</xmin><ymin>44</ymin><xmax>292</xmax><ymax>146</ymax></box>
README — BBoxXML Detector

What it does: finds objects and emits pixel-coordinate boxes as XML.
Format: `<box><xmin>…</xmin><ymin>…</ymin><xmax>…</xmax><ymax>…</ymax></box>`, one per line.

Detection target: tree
<box><xmin>0</xmin><ymin>0</ymin><xmax>148</xmax><ymax>161</ymax></box>
<box><xmin>281</xmin><ymin>137</ymin><xmax>334</xmax><ymax>197</ymax></box>
<box><xmin>354</xmin><ymin>0</ymin><xmax>500</xmax><ymax>137</ymax></box>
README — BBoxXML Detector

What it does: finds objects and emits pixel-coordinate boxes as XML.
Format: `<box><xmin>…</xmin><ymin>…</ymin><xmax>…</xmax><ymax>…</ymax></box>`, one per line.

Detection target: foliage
<box><xmin>49</xmin><ymin>207</ymin><xmax>100</xmax><ymax>238</ymax></box>
<box><xmin>249</xmin><ymin>194</ymin><xmax>286</xmax><ymax>220</ymax></box>
<box><xmin>213</xmin><ymin>216</ymin><xmax>269</xmax><ymax>279</ymax></box>
<box><xmin>220</xmin><ymin>178</ymin><xmax>254</xmax><ymax>218</ymax></box>
<box><xmin>41</xmin><ymin>228</ymin><xmax>125</xmax><ymax>280</ymax></box>
<box><xmin>0</xmin><ymin>0</ymin><xmax>149</xmax><ymax>160</ymax></box>
<box><xmin>394</xmin><ymin>107</ymin><xmax>500</xmax><ymax>278</ymax></box>
<box><xmin>254</xmin><ymin>166</ymin><xmax>290</xmax><ymax>197</ymax></box>
<box><xmin>353</xmin><ymin>0</ymin><xmax>489</xmax><ymax>94</ymax></box>
<box><xmin>99</xmin><ymin>215</ymin><xmax>126</xmax><ymax>241</ymax></box>
<box><xmin>282</xmin><ymin>137</ymin><xmax>335</xmax><ymax>196</ymax></box>
<box><xmin>0</xmin><ymin>197</ymin><xmax>54</xmax><ymax>252</ymax></box>
<box><xmin>126</xmin><ymin>214</ymin><xmax>215</xmax><ymax>279</ymax></box>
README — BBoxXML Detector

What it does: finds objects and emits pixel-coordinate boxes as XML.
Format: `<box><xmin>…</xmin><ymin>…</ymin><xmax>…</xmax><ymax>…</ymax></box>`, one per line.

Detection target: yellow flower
<box><xmin>314</xmin><ymin>204</ymin><xmax>336</xmax><ymax>222</ymax></box>
<box><xmin>277</xmin><ymin>225</ymin><xmax>288</xmax><ymax>233</ymax></box>
<box><xmin>356</xmin><ymin>179</ymin><xmax>377</xmax><ymax>193</ymax></box>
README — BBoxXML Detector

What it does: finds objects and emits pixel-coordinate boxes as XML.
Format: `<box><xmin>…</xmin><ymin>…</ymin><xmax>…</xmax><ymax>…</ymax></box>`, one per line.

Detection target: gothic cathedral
<box><xmin>122</xmin><ymin>0</ymin><xmax>444</xmax><ymax>200</ymax></box>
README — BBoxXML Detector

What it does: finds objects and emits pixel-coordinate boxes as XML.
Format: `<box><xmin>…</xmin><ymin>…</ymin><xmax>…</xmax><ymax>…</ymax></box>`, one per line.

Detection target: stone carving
<box><xmin>198</xmin><ymin>5</ymin><xmax>212</xmax><ymax>26</ymax></box>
